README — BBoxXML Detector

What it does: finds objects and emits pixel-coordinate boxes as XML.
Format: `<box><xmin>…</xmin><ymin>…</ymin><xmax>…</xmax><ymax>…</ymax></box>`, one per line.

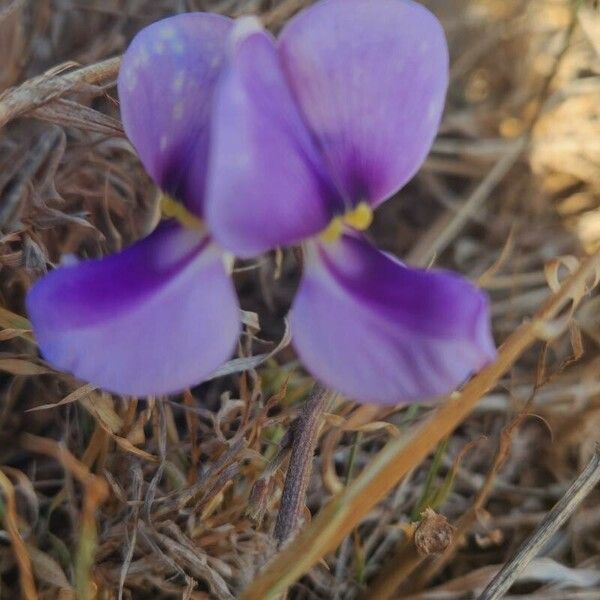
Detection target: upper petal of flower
<box><xmin>205</xmin><ymin>18</ymin><xmax>341</xmax><ymax>258</ymax></box>
<box><xmin>27</xmin><ymin>223</ymin><xmax>240</xmax><ymax>396</ymax></box>
<box><xmin>279</xmin><ymin>0</ymin><xmax>449</xmax><ymax>208</ymax></box>
<box><xmin>118</xmin><ymin>13</ymin><xmax>232</xmax><ymax>217</ymax></box>
<box><xmin>290</xmin><ymin>234</ymin><xmax>495</xmax><ymax>404</ymax></box>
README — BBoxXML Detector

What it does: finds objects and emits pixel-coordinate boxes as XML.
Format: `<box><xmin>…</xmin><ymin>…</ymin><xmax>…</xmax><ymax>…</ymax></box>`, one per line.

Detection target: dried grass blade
<box><xmin>32</xmin><ymin>98</ymin><xmax>125</xmax><ymax>136</ymax></box>
<box><xmin>0</xmin><ymin>358</ymin><xmax>52</xmax><ymax>376</ymax></box>
<box><xmin>0</xmin><ymin>56</ymin><xmax>121</xmax><ymax>129</ymax></box>
<box><xmin>209</xmin><ymin>318</ymin><xmax>291</xmax><ymax>379</ymax></box>
<box><xmin>0</xmin><ymin>306</ymin><xmax>31</xmax><ymax>330</ymax></box>
<box><xmin>79</xmin><ymin>396</ymin><xmax>158</xmax><ymax>463</ymax></box>
<box><xmin>26</xmin><ymin>384</ymin><xmax>97</xmax><ymax>413</ymax></box>
<box><xmin>26</xmin><ymin>544</ymin><xmax>72</xmax><ymax>593</ymax></box>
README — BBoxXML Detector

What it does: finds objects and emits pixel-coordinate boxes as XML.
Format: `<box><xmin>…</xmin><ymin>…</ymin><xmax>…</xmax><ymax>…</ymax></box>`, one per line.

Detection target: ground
<box><xmin>0</xmin><ymin>0</ymin><xmax>599</xmax><ymax>599</ymax></box>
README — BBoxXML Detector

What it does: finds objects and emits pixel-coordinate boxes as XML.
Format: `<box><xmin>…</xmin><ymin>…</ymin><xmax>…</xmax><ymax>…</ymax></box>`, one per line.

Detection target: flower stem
<box><xmin>274</xmin><ymin>382</ymin><xmax>331</xmax><ymax>546</ymax></box>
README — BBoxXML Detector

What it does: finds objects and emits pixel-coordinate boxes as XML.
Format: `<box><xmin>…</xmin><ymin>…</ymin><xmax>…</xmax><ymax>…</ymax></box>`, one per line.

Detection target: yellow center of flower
<box><xmin>319</xmin><ymin>202</ymin><xmax>373</xmax><ymax>243</ymax></box>
<box><xmin>160</xmin><ymin>194</ymin><xmax>203</xmax><ymax>230</ymax></box>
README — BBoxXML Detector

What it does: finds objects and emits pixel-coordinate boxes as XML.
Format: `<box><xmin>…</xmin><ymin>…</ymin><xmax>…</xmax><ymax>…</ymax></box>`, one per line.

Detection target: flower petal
<box><xmin>205</xmin><ymin>19</ymin><xmax>340</xmax><ymax>257</ymax></box>
<box><xmin>279</xmin><ymin>0</ymin><xmax>449</xmax><ymax>207</ymax></box>
<box><xmin>290</xmin><ymin>234</ymin><xmax>495</xmax><ymax>404</ymax></box>
<box><xmin>26</xmin><ymin>224</ymin><xmax>240</xmax><ymax>396</ymax></box>
<box><xmin>118</xmin><ymin>13</ymin><xmax>232</xmax><ymax>216</ymax></box>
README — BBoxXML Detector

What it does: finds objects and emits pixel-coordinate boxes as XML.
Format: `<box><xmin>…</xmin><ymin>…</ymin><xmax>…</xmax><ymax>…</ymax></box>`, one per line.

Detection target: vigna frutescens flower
<box><xmin>27</xmin><ymin>0</ymin><xmax>496</xmax><ymax>403</ymax></box>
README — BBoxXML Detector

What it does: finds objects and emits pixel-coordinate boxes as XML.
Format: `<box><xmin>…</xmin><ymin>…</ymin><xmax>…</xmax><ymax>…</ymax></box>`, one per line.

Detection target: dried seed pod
<box><xmin>414</xmin><ymin>508</ymin><xmax>456</xmax><ymax>556</ymax></box>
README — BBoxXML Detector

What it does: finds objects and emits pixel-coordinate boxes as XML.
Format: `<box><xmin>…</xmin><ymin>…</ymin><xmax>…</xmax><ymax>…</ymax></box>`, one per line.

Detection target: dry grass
<box><xmin>0</xmin><ymin>0</ymin><xmax>599</xmax><ymax>598</ymax></box>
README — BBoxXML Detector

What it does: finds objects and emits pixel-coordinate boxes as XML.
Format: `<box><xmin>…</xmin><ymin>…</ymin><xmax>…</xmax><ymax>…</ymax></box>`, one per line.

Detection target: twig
<box><xmin>524</xmin><ymin>3</ymin><xmax>579</xmax><ymax>132</ymax></box>
<box><xmin>273</xmin><ymin>382</ymin><xmax>331</xmax><ymax>546</ymax></box>
<box><xmin>478</xmin><ymin>446</ymin><xmax>600</xmax><ymax>600</ymax></box>
<box><xmin>144</xmin><ymin>398</ymin><xmax>167</xmax><ymax>522</ymax></box>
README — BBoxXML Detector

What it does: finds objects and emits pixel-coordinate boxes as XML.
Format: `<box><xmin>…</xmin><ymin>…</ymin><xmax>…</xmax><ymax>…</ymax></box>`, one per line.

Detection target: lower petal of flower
<box><xmin>26</xmin><ymin>223</ymin><xmax>240</xmax><ymax>396</ymax></box>
<box><xmin>290</xmin><ymin>233</ymin><xmax>496</xmax><ymax>404</ymax></box>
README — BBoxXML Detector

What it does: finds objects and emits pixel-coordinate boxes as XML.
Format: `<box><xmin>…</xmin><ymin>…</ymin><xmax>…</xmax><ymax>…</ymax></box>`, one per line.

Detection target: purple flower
<box><xmin>27</xmin><ymin>1</ymin><xmax>496</xmax><ymax>403</ymax></box>
<box><xmin>203</xmin><ymin>0</ymin><xmax>497</xmax><ymax>403</ymax></box>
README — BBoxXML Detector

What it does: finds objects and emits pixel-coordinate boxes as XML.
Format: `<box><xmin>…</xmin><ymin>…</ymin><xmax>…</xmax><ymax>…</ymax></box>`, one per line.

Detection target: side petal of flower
<box><xmin>26</xmin><ymin>224</ymin><xmax>240</xmax><ymax>396</ymax></box>
<box><xmin>279</xmin><ymin>0</ymin><xmax>449</xmax><ymax>208</ymax></box>
<box><xmin>118</xmin><ymin>13</ymin><xmax>232</xmax><ymax>216</ymax></box>
<box><xmin>205</xmin><ymin>19</ymin><xmax>339</xmax><ymax>258</ymax></box>
<box><xmin>290</xmin><ymin>234</ymin><xmax>496</xmax><ymax>404</ymax></box>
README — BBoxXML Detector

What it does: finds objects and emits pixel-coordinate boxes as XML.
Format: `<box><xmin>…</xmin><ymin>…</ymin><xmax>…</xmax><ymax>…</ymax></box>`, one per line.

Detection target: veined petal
<box><xmin>205</xmin><ymin>19</ymin><xmax>340</xmax><ymax>258</ymax></box>
<box><xmin>279</xmin><ymin>0</ymin><xmax>449</xmax><ymax>208</ymax></box>
<box><xmin>26</xmin><ymin>224</ymin><xmax>240</xmax><ymax>396</ymax></box>
<box><xmin>290</xmin><ymin>234</ymin><xmax>495</xmax><ymax>404</ymax></box>
<box><xmin>118</xmin><ymin>13</ymin><xmax>232</xmax><ymax>216</ymax></box>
